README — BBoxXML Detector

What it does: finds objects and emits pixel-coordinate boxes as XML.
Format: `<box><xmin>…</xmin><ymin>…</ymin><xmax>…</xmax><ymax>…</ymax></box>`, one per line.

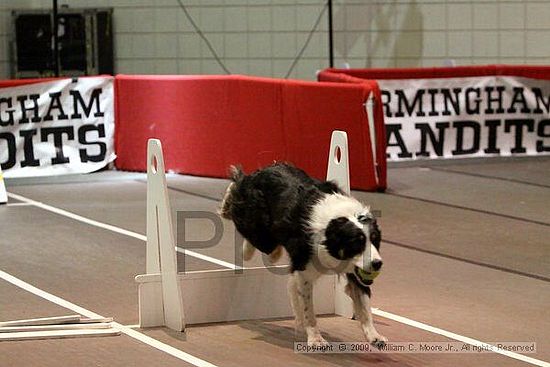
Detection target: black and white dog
<box><xmin>220</xmin><ymin>163</ymin><xmax>387</xmax><ymax>347</ymax></box>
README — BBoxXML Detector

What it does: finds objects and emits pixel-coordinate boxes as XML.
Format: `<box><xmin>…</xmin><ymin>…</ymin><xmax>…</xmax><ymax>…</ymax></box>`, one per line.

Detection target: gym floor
<box><xmin>1</xmin><ymin>157</ymin><xmax>549</xmax><ymax>367</ymax></box>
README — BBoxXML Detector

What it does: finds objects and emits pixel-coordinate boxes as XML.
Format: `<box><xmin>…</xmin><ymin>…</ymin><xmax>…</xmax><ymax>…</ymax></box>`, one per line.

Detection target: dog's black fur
<box><xmin>222</xmin><ymin>163</ymin><xmax>369</xmax><ymax>272</ymax></box>
<box><xmin>220</xmin><ymin>162</ymin><xmax>387</xmax><ymax>347</ymax></box>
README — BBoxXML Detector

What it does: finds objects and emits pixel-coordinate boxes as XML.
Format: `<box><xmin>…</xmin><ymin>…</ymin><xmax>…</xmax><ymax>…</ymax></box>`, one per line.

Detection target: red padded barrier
<box><xmin>0</xmin><ymin>78</ymin><xmax>56</xmax><ymax>89</ymax></box>
<box><xmin>115</xmin><ymin>75</ymin><xmax>386</xmax><ymax>191</ymax></box>
<box><xmin>319</xmin><ymin>65</ymin><xmax>550</xmax><ymax>81</ymax></box>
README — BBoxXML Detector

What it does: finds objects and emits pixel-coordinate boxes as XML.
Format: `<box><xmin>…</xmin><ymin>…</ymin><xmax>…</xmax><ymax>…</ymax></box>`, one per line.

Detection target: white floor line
<box><xmin>4</xmin><ymin>202</ymin><xmax>33</xmax><ymax>207</ymax></box>
<box><xmin>123</xmin><ymin>324</ymin><xmax>141</xmax><ymax>329</ymax></box>
<box><xmin>7</xmin><ymin>192</ymin><xmax>234</xmax><ymax>270</ymax></box>
<box><xmin>6</xmin><ymin>192</ymin><xmax>549</xmax><ymax>366</ymax></box>
<box><xmin>182</xmin><ymin>264</ymin><xmax>289</xmax><ymax>275</ymax></box>
<box><xmin>0</xmin><ymin>269</ymin><xmax>218</xmax><ymax>367</ymax></box>
<box><xmin>175</xmin><ymin>247</ymin><xmax>240</xmax><ymax>270</ymax></box>
<box><xmin>372</xmin><ymin>309</ymin><xmax>550</xmax><ymax>367</ymax></box>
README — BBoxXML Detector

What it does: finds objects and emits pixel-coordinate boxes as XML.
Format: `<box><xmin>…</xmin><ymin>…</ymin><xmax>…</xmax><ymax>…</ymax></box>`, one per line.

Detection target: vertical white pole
<box><xmin>365</xmin><ymin>93</ymin><xmax>379</xmax><ymax>186</ymax></box>
<box><xmin>326</xmin><ymin>131</ymin><xmax>354</xmax><ymax>318</ymax></box>
<box><xmin>0</xmin><ymin>167</ymin><xmax>7</xmax><ymax>204</ymax></box>
<box><xmin>146</xmin><ymin>139</ymin><xmax>185</xmax><ymax>331</ymax></box>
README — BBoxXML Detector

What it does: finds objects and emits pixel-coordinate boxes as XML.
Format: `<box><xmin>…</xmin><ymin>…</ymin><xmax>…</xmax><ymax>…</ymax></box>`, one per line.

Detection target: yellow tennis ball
<box><xmin>356</xmin><ymin>267</ymin><xmax>380</xmax><ymax>282</ymax></box>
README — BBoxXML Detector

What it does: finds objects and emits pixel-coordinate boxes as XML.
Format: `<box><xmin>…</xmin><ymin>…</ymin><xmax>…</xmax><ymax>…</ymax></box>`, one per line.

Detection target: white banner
<box><xmin>379</xmin><ymin>76</ymin><xmax>550</xmax><ymax>161</ymax></box>
<box><xmin>0</xmin><ymin>77</ymin><xmax>115</xmax><ymax>177</ymax></box>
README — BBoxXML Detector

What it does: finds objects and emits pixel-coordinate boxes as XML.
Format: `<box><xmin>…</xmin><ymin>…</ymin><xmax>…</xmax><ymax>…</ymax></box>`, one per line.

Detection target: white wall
<box><xmin>1</xmin><ymin>0</ymin><xmax>549</xmax><ymax>80</ymax></box>
<box><xmin>336</xmin><ymin>0</ymin><xmax>550</xmax><ymax>69</ymax></box>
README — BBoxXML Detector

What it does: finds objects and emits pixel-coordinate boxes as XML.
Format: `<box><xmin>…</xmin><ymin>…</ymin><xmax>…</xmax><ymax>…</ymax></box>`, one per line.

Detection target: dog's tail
<box><xmin>228</xmin><ymin>165</ymin><xmax>245</xmax><ymax>183</ymax></box>
<box><xmin>219</xmin><ymin>165</ymin><xmax>244</xmax><ymax>219</ymax></box>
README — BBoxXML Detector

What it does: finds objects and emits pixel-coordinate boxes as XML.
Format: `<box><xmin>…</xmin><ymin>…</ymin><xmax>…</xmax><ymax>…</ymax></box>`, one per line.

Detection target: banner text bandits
<box><xmin>381</xmin><ymin>85</ymin><xmax>550</xmax><ymax>159</ymax></box>
<box><xmin>0</xmin><ymin>88</ymin><xmax>106</xmax><ymax>170</ymax></box>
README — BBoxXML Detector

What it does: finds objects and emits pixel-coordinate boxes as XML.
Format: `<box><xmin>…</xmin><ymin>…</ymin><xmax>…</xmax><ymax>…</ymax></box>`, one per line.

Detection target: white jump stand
<box><xmin>137</xmin><ymin>139</ymin><xmax>185</xmax><ymax>331</ymax></box>
<box><xmin>365</xmin><ymin>93</ymin><xmax>379</xmax><ymax>186</ymax></box>
<box><xmin>326</xmin><ymin>131</ymin><xmax>354</xmax><ymax>319</ymax></box>
<box><xmin>0</xmin><ymin>167</ymin><xmax>7</xmax><ymax>204</ymax></box>
<box><xmin>136</xmin><ymin>130</ymin><xmax>354</xmax><ymax>330</ymax></box>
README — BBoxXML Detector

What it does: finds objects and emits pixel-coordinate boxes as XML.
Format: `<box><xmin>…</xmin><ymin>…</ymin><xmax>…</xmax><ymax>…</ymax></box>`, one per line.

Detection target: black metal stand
<box><xmin>328</xmin><ymin>0</ymin><xmax>334</xmax><ymax>68</ymax></box>
<box><xmin>52</xmin><ymin>0</ymin><xmax>59</xmax><ymax>77</ymax></box>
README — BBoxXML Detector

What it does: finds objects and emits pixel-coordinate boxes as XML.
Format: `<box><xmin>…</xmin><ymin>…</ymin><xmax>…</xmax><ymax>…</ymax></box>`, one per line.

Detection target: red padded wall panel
<box><xmin>115</xmin><ymin>75</ymin><xmax>386</xmax><ymax>191</ymax></box>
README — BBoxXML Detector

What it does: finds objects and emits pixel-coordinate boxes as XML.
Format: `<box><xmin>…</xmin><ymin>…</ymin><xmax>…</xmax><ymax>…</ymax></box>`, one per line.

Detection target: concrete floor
<box><xmin>1</xmin><ymin>157</ymin><xmax>549</xmax><ymax>367</ymax></box>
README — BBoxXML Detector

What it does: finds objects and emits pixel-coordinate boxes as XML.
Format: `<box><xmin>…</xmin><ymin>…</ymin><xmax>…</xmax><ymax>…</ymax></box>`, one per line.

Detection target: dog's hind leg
<box><xmin>287</xmin><ymin>274</ymin><xmax>304</xmax><ymax>335</ymax></box>
<box><xmin>346</xmin><ymin>279</ymin><xmax>387</xmax><ymax>349</ymax></box>
<box><xmin>242</xmin><ymin>240</ymin><xmax>256</xmax><ymax>261</ymax></box>
<box><xmin>295</xmin><ymin>271</ymin><xmax>327</xmax><ymax>347</ymax></box>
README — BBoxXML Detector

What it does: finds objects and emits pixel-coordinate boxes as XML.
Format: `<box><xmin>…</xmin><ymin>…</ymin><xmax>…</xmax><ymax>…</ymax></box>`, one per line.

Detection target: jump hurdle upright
<box><xmin>326</xmin><ymin>131</ymin><xmax>355</xmax><ymax>319</ymax></box>
<box><xmin>137</xmin><ymin>139</ymin><xmax>185</xmax><ymax>331</ymax></box>
<box><xmin>136</xmin><ymin>131</ymin><xmax>357</xmax><ymax>330</ymax></box>
<box><xmin>0</xmin><ymin>166</ymin><xmax>7</xmax><ymax>204</ymax></box>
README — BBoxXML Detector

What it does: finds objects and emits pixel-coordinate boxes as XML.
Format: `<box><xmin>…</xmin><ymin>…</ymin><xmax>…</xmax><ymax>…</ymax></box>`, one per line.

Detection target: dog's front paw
<box><xmin>367</xmin><ymin>333</ymin><xmax>387</xmax><ymax>350</ymax></box>
<box><xmin>307</xmin><ymin>334</ymin><xmax>329</xmax><ymax>347</ymax></box>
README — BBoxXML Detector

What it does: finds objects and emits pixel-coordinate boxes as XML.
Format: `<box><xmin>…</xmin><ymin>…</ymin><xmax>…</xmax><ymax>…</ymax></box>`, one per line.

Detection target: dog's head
<box><xmin>324</xmin><ymin>211</ymin><xmax>382</xmax><ymax>271</ymax></box>
<box><xmin>311</xmin><ymin>196</ymin><xmax>382</xmax><ymax>280</ymax></box>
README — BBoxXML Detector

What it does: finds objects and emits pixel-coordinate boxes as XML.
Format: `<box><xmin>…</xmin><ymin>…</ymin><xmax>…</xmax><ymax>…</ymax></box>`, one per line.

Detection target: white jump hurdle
<box><xmin>137</xmin><ymin>139</ymin><xmax>185</xmax><ymax>331</ymax></box>
<box><xmin>365</xmin><ymin>93</ymin><xmax>379</xmax><ymax>187</ymax></box>
<box><xmin>0</xmin><ymin>166</ymin><xmax>7</xmax><ymax>204</ymax></box>
<box><xmin>326</xmin><ymin>131</ymin><xmax>355</xmax><ymax>319</ymax></box>
<box><xmin>136</xmin><ymin>131</ymin><xmax>354</xmax><ymax>330</ymax></box>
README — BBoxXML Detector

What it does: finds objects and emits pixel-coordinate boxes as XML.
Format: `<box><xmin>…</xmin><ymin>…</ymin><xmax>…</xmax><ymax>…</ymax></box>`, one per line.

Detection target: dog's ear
<box><xmin>316</xmin><ymin>180</ymin><xmax>344</xmax><ymax>194</ymax></box>
<box><xmin>324</xmin><ymin>217</ymin><xmax>366</xmax><ymax>260</ymax></box>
